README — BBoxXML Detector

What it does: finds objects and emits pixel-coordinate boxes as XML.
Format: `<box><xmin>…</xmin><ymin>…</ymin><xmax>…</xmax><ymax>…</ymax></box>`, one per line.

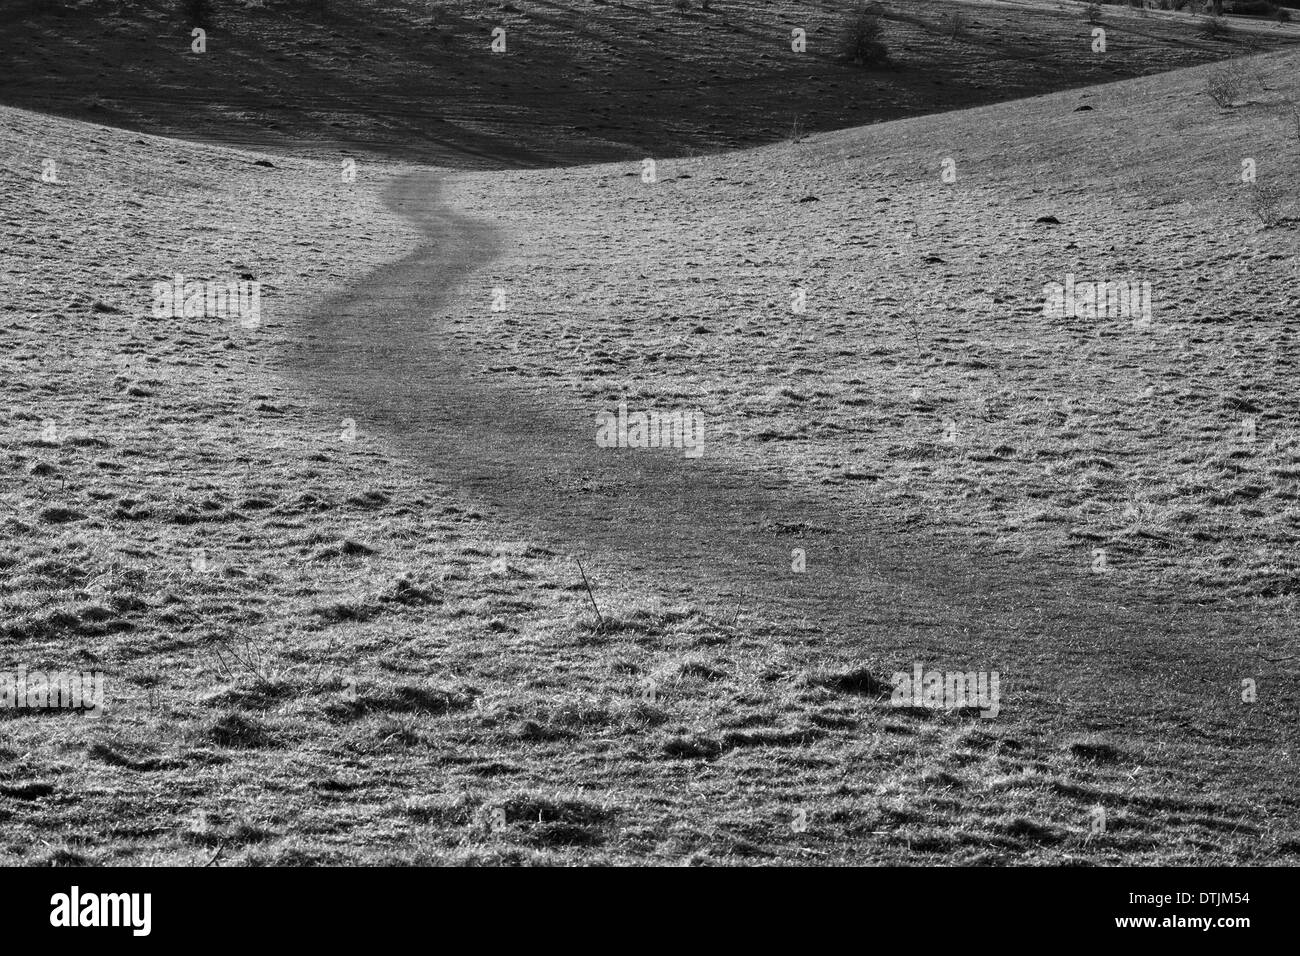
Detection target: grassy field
<box><xmin>1</xmin><ymin>0</ymin><xmax>1298</xmax><ymax>865</ymax></box>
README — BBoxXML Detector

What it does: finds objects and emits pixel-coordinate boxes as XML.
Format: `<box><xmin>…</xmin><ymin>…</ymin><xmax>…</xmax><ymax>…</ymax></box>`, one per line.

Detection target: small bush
<box><xmin>1199</xmin><ymin>15</ymin><xmax>1233</xmax><ymax>37</ymax></box>
<box><xmin>1086</xmin><ymin>4</ymin><xmax>1103</xmax><ymax>23</ymax></box>
<box><xmin>1204</xmin><ymin>60</ymin><xmax>1261</xmax><ymax>105</ymax></box>
<box><xmin>1248</xmin><ymin>182</ymin><xmax>1285</xmax><ymax>228</ymax></box>
<box><xmin>840</xmin><ymin>3</ymin><xmax>890</xmax><ymax>67</ymax></box>
<box><xmin>1205</xmin><ymin>71</ymin><xmax>1234</xmax><ymax>106</ymax></box>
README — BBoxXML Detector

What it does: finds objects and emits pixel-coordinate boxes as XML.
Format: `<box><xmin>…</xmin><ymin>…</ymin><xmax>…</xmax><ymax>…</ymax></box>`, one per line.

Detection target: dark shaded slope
<box><xmin>3</xmin><ymin>0</ymin><xmax>1296</xmax><ymax>167</ymax></box>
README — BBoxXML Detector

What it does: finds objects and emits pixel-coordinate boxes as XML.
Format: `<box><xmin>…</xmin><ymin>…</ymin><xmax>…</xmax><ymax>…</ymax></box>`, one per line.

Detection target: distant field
<box><xmin>1</xmin><ymin>0</ymin><xmax>1297</xmax><ymax>865</ymax></box>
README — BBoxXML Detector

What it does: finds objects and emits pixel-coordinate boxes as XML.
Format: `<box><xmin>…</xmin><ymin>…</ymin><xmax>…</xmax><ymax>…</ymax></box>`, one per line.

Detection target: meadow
<box><xmin>1</xmin><ymin>0</ymin><xmax>1296</xmax><ymax>864</ymax></box>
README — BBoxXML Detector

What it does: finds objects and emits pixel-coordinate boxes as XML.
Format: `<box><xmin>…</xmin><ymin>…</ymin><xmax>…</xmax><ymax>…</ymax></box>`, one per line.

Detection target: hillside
<box><xmin>1</xmin><ymin>0</ymin><xmax>1297</xmax><ymax>866</ymax></box>
<box><xmin>3</xmin><ymin>0</ymin><xmax>1299</xmax><ymax>165</ymax></box>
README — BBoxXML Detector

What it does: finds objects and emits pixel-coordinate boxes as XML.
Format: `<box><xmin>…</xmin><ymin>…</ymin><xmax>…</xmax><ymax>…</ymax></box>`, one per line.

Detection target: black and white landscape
<box><xmin>1</xmin><ymin>0</ymin><xmax>1298</xmax><ymax>868</ymax></box>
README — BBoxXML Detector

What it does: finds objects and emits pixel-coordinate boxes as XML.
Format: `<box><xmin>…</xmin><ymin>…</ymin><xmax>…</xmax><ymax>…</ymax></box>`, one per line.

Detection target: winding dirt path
<box><xmin>282</xmin><ymin>167</ymin><xmax>1272</xmax><ymax>725</ymax></box>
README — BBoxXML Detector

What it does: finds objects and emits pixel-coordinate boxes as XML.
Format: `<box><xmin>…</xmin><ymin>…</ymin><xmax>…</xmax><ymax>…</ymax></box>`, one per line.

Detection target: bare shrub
<box><xmin>1247</xmin><ymin>182</ymin><xmax>1285</xmax><ymax>228</ymax></box>
<box><xmin>841</xmin><ymin>2</ymin><xmax>890</xmax><ymax>67</ymax></box>
<box><xmin>1205</xmin><ymin>59</ymin><xmax>1263</xmax><ymax>106</ymax></box>
<box><xmin>1205</xmin><ymin>69</ymin><xmax>1237</xmax><ymax>106</ymax></box>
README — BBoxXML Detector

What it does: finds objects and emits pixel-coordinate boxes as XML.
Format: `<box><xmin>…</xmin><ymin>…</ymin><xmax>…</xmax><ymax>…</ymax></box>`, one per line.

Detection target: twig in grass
<box><xmin>575</xmin><ymin>557</ymin><xmax>606</xmax><ymax>631</ymax></box>
<box><xmin>1040</xmin><ymin>467</ymin><xmax>1076</xmax><ymax>490</ymax></box>
<box><xmin>904</xmin><ymin>306</ymin><xmax>923</xmax><ymax>355</ymax></box>
<box><xmin>213</xmin><ymin>634</ymin><xmax>275</xmax><ymax>687</ymax></box>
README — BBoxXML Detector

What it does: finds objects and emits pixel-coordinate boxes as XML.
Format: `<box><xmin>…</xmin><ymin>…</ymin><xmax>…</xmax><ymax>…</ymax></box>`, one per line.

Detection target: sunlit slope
<box><xmin>443</xmin><ymin>47</ymin><xmax>1300</xmax><ymax>605</ymax></box>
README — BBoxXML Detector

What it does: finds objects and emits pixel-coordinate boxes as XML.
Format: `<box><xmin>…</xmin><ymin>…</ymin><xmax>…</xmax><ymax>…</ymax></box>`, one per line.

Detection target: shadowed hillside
<box><xmin>3</xmin><ymin>0</ymin><xmax>1299</xmax><ymax>166</ymax></box>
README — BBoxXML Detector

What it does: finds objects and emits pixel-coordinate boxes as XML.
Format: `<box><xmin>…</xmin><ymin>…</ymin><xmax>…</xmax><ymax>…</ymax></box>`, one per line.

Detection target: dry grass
<box><xmin>1</xmin><ymin>2</ymin><xmax>1298</xmax><ymax>865</ymax></box>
